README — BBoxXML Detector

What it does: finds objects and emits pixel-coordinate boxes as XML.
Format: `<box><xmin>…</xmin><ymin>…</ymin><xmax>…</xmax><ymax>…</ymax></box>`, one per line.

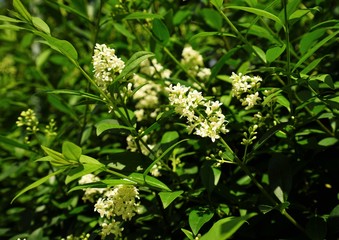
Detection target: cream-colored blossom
<box><xmin>230</xmin><ymin>72</ymin><xmax>262</xmax><ymax>109</ymax></box>
<box><xmin>92</xmin><ymin>43</ymin><xmax>125</xmax><ymax>88</ymax></box>
<box><xmin>167</xmin><ymin>83</ymin><xmax>228</xmax><ymax>142</ymax></box>
<box><xmin>181</xmin><ymin>45</ymin><xmax>211</xmax><ymax>80</ymax></box>
<box><xmin>94</xmin><ymin>185</ymin><xmax>140</xmax><ymax>221</ymax></box>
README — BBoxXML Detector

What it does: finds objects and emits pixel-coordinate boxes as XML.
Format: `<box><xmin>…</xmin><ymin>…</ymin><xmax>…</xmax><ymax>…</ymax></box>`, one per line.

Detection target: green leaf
<box><xmin>276</xmin><ymin>94</ymin><xmax>291</xmax><ymax>112</ymax></box>
<box><xmin>200</xmin><ymin>213</ymin><xmax>257</xmax><ymax>240</ymax></box>
<box><xmin>266</xmin><ymin>44</ymin><xmax>286</xmax><ymax>63</ymax></box>
<box><xmin>161</xmin><ymin>131</ymin><xmax>179</xmax><ymax>144</ymax></box>
<box><xmin>293</xmin><ymin>30</ymin><xmax>339</xmax><ymax>72</ymax></box>
<box><xmin>189</xmin><ymin>208</ymin><xmax>214</xmax><ymax>235</ymax></box>
<box><xmin>43</xmin><ymin>89</ymin><xmax>105</xmax><ymax>102</ymax></box>
<box><xmin>101</xmin><ymin>178</ymin><xmax>136</xmax><ymax>186</ymax></box>
<box><xmin>328</xmin><ymin>204</ymin><xmax>339</xmax><ymax>236</ymax></box>
<box><xmin>0</xmin><ymin>23</ymin><xmax>24</xmax><ymax>31</ymax></box>
<box><xmin>227</xmin><ymin>6</ymin><xmax>285</xmax><ymax>31</ymax></box>
<box><xmin>13</xmin><ymin>0</ymin><xmax>32</xmax><ymax>22</ymax></box>
<box><xmin>300</xmin><ymin>56</ymin><xmax>328</xmax><ymax>75</ymax></box>
<box><xmin>35</xmin><ymin>32</ymin><xmax>78</xmax><ymax>61</ymax></box>
<box><xmin>189</xmin><ymin>32</ymin><xmax>236</xmax><ymax>42</ymax></box>
<box><xmin>115</xmin><ymin>51</ymin><xmax>154</xmax><ymax>82</ymax></box>
<box><xmin>113</xmin><ymin>23</ymin><xmax>136</xmax><ymax>40</ymax></box>
<box><xmin>158</xmin><ymin>190</ymin><xmax>184</xmax><ymax>209</ymax></box>
<box><xmin>289</xmin><ymin>9</ymin><xmax>312</xmax><ymax>21</ymax></box>
<box><xmin>95</xmin><ymin>119</ymin><xmax>134</xmax><ymax>136</ymax></box>
<box><xmin>299</xmin><ymin>29</ymin><xmax>325</xmax><ymax>55</ymax></box>
<box><xmin>41</xmin><ymin>145</ymin><xmax>69</xmax><ymax>166</ymax></box>
<box><xmin>0</xmin><ymin>15</ymin><xmax>22</xmax><ymax>23</ymax></box>
<box><xmin>252</xmin><ymin>45</ymin><xmax>266</xmax><ymax>63</ymax></box>
<box><xmin>47</xmin><ymin>94</ymin><xmax>78</xmax><ymax>122</ymax></box>
<box><xmin>152</xmin><ymin>19</ymin><xmax>170</xmax><ymax>44</ymax></box>
<box><xmin>310</xmin><ymin>74</ymin><xmax>335</xmax><ymax>89</ymax></box>
<box><xmin>32</xmin><ymin>17</ymin><xmax>50</xmax><ymax>34</ymax></box>
<box><xmin>123</xmin><ymin>12</ymin><xmax>163</xmax><ymax>20</ymax></box>
<box><xmin>258</xmin><ymin>204</ymin><xmax>275</xmax><ymax>214</ymax></box>
<box><xmin>0</xmin><ymin>135</ymin><xmax>33</xmax><ymax>151</ymax></box>
<box><xmin>129</xmin><ymin>173</ymin><xmax>171</xmax><ymax>191</ymax></box>
<box><xmin>210</xmin><ymin>0</ymin><xmax>224</xmax><ymax>9</ymax></box>
<box><xmin>181</xmin><ymin>228</ymin><xmax>194</xmax><ymax>240</ymax></box>
<box><xmin>201</xmin><ymin>9</ymin><xmax>222</xmax><ymax>30</ymax></box>
<box><xmin>62</xmin><ymin>141</ymin><xmax>82</xmax><ymax>161</ymax></box>
<box><xmin>11</xmin><ymin>168</ymin><xmax>65</xmax><ymax>203</ymax></box>
<box><xmin>79</xmin><ymin>155</ymin><xmax>103</xmax><ymax>165</ymax></box>
<box><xmin>173</xmin><ymin>10</ymin><xmax>191</xmax><ymax>25</ymax></box>
<box><xmin>306</xmin><ymin>216</ymin><xmax>327</xmax><ymax>240</ymax></box>
<box><xmin>318</xmin><ymin>137</ymin><xmax>338</xmax><ymax>147</ymax></box>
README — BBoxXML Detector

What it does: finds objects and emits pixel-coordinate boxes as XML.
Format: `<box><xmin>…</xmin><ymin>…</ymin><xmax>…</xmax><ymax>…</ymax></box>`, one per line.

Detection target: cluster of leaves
<box><xmin>0</xmin><ymin>0</ymin><xmax>338</xmax><ymax>239</ymax></box>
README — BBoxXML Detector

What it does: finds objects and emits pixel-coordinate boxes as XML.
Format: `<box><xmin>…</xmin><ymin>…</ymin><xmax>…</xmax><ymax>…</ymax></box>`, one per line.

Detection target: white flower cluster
<box><xmin>92</xmin><ymin>43</ymin><xmax>125</xmax><ymax>89</ymax></box>
<box><xmin>167</xmin><ymin>83</ymin><xmax>228</xmax><ymax>142</ymax></box>
<box><xmin>181</xmin><ymin>45</ymin><xmax>211</xmax><ymax>81</ymax></box>
<box><xmin>94</xmin><ymin>185</ymin><xmax>140</xmax><ymax>221</ymax></box>
<box><xmin>230</xmin><ymin>72</ymin><xmax>262</xmax><ymax>110</ymax></box>
<box><xmin>78</xmin><ymin>174</ymin><xmax>105</xmax><ymax>203</ymax></box>
<box><xmin>93</xmin><ymin>184</ymin><xmax>140</xmax><ymax>239</ymax></box>
<box><xmin>131</xmin><ymin>59</ymin><xmax>171</xmax><ymax>121</ymax></box>
<box><xmin>78</xmin><ymin>175</ymin><xmax>140</xmax><ymax>239</ymax></box>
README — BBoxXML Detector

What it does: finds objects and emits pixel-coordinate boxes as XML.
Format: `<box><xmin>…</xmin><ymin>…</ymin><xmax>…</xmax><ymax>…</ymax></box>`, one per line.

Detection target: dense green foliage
<box><xmin>1</xmin><ymin>0</ymin><xmax>338</xmax><ymax>239</ymax></box>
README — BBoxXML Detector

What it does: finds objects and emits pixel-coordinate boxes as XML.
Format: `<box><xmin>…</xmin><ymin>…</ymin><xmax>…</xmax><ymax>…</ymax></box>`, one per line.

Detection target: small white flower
<box><xmin>241</xmin><ymin>92</ymin><xmax>262</xmax><ymax>110</ymax></box>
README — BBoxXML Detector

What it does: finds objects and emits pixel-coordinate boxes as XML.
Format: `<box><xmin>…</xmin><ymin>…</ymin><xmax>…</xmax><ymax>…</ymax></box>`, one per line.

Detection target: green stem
<box><xmin>282</xmin><ymin>0</ymin><xmax>295</xmax><ymax>118</ymax></box>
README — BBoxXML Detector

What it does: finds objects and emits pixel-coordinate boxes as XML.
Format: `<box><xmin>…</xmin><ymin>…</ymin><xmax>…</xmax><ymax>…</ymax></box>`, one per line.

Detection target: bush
<box><xmin>1</xmin><ymin>0</ymin><xmax>338</xmax><ymax>239</ymax></box>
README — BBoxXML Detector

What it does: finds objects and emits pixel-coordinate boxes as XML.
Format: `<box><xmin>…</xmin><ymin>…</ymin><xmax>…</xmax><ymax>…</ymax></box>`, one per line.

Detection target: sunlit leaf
<box><xmin>123</xmin><ymin>12</ymin><xmax>163</xmax><ymax>20</ymax></box>
<box><xmin>129</xmin><ymin>173</ymin><xmax>171</xmax><ymax>191</ymax></box>
<box><xmin>200</xmin><ymin>213</ymin><xmax>257</xmax><ymax>240</ymax></box>
<box><xmin>266</xmin><ymin>44</ymin><xmax>286</xmax><ymax>63</ymax></box>
<box><xmin>32</xmin><ymin>17</ymin><xmax>50</xmax><ymax>34</ymax></box>
<box><xmin>210</xmin><ymin>0</ymin><xmax>224</xmax><ymax>9</ymax></box>
<box><xmin>227</xmin><ymin>6</ymin><xmax>285</xmax><ymax>31</ymax></box>
<box><xmin>115</xmin><ymin>51</ymin><xmax>154</xmax><ymax>82</ymax></box>
<box><xmin>95</xmin><ymin>119</ymin><xmax>134</xmax><ymax>136</ymax></box>
<box><xmin>318</xmin><ymin>137</ymin><xmax>338</xmax><ymax>147</ymax></box>
<box><xmin>13</xmin><ymin>0</ymin><xmax>32</xmax><ymax>23</ymax></box>
<box><xmin>158</xmin><ymin>190</ymin><xmax>184</xmax><ymax>209</ymax></box>
<box><xmin>62</xmin><ymin>141</ymin><xmax>82</xmax><ymax>161</ymax></box>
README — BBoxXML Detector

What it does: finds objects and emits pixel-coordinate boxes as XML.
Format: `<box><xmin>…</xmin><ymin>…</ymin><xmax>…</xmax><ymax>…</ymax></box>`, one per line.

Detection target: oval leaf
<box><xmin>189</xmin><ymin>208</ymin><xmax>214</xmax><ymax>235</ymax></box>
<box><xmin>318</xmin><ymin>137</ymin><xmax>338</xmax><ymax>147</ymax></box>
